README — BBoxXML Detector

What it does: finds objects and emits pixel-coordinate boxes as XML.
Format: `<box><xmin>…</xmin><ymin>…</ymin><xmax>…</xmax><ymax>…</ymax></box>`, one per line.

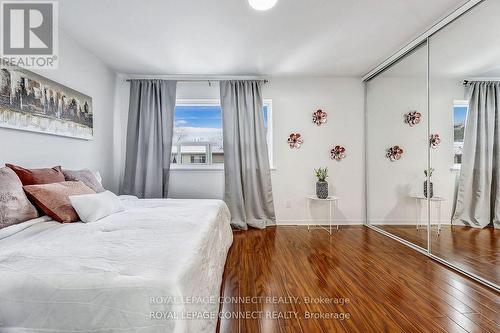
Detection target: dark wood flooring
<box><xmin>217</xmin><ymin>226</ymin><xmax>499</xmax><ymax>333</ymax></box>
<box><xmin>377</xmin><ymin>225</ymin><xmax>499</xmax><ymax>285</ymax></box>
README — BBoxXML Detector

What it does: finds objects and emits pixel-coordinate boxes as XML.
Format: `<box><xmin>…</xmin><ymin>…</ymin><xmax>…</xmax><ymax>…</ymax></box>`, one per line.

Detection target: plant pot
<box><xmin>424</xmin><ymin>180</ymin><xmax>434</xmax><ymax>198</ymax></box>
<box><xmin>316</xmin><ymin>181</ymin><xmax>329</xmax><ymax>199</ymax></box>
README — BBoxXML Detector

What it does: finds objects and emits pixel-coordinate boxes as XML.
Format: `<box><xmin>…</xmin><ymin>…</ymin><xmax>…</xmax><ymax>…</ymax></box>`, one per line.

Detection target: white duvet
<box><xmin>0</xmin><ymin>198</ymin><xmax>233</xmax><ymax>333</ymax></box>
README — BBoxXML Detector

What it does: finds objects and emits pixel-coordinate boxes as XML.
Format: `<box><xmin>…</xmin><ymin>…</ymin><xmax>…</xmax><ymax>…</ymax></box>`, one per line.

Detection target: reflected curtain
<box><xmin>220</xmin><ymin>80</ymin><xmax>275</xmax><ymax>230</ymax></box>
<box><xmin>453</xmin><ymin>81</ymin><xmax>500</xmax><ymax>229</ymax></box>
<box><xmin>121</xmin><ymin>80</ymin><xmax>177</xmax><ymax>198</ymax></box>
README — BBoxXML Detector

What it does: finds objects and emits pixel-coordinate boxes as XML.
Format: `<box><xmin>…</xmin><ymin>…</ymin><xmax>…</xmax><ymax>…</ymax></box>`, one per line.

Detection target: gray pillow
<box><xmin>0</xmin><ymin>167</ymin><xmax>39</xmax><ymax>229</ymax></box>
<box><xmin>62</xmin><ymin>169</ymin><xmax>105</xmax><ymax>193</ymax></box>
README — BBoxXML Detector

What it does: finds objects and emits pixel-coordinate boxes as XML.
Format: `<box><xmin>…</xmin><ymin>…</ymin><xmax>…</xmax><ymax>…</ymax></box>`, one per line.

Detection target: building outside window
<box><xmin>172</xmin><ymin>99</ymin><xmax>273</xmax><ymax>168</ymax></box>
<box><xmin>453</xmin><ymin>100</ymin><xmax>469</xmax><ymax>168</ymax></box>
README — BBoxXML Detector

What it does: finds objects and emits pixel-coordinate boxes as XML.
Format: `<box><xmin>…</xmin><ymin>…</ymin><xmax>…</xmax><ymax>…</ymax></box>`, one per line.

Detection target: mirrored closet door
<box><xmin>366</xmin><ymin>0</ymin><xmax>499</xmax><ymax>290</ymax></box>
<box><xmin>366</xmin><ymin>41</ymin><xmax>429</xmax><ymax>251</ymax></box>
<box><xmin>428</xmin><ymin>0</ymin><xmax>500</xmax><ymax>286</ymax></box>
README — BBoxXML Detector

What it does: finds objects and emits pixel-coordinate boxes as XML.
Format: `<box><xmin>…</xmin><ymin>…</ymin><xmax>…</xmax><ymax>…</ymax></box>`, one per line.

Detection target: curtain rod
<box><xmin>124</xmin><ymin>78</ymin><xmax>269</xmax><ymax>83</ymax></box>
<box><xmin>463</xmin><ymin>78</ymin><xmax>500</xmax><ymax>85</ymax></box>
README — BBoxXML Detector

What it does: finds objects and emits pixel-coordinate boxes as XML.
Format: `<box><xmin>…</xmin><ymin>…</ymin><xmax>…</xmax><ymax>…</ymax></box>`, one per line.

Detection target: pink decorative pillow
<box><xmin>0</xmin><ymin>167</ymin><xmax>39</xmax><ymax>229</ymax></box>
<box><xmin>6</xmin><ymin>164</ymin><xmax>65</xmax><ymax>186</ymax></box>
<box><xmin>23</xmin><ymin>181</ymin><xmax>95</xmax><ymax>223</ymax></box>
<box><xmin>62</xmin><ymin>168</ymin><xmax>105</xmax><ymax>193</ymax></box>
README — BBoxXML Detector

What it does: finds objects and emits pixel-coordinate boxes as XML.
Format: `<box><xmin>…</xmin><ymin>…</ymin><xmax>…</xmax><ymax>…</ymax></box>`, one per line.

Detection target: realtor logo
<box><xmin>1</xmin><ymin>1</ymin><xmax>58</xmax><ymax>68</ymax></box>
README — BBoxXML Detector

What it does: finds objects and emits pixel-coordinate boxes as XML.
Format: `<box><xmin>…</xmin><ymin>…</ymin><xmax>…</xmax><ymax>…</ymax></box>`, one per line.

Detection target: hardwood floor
<box><xmin>377</xmin><ymin>225</ymin><xmax>499</xmax><ymax>284</ymax></box>
<box><xmin>217</xmin><ymin>226</ymin><xmax>499</xmax><ymax>333</ymax></box>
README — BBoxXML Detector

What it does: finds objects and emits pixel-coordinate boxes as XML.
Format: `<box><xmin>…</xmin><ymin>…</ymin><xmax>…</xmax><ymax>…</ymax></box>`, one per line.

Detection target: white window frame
<box><xmin>171</xmin><ymin>98</ymin><xmax>274</xmax><ymax>171</ymax></box>
<box><xmin>452</xmin><ymin>99</ymin><xmax>469</xmax><ymax>171</ymax></box>
<box><xmin>264</xmin><ymin>99</ymin><xmax>274</xmax><ymax>169</ymax></box>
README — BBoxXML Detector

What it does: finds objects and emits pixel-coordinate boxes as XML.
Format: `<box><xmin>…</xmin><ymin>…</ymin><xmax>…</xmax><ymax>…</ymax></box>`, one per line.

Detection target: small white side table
<box><xmin>306</xmin><ymin>196</ymin><xmax>339</xmax><ymax>235</ymax></box>
<box><xmin>410</xmin><ymin>195</ymin><xmax>445</xmax><ymax>235</ymax></box>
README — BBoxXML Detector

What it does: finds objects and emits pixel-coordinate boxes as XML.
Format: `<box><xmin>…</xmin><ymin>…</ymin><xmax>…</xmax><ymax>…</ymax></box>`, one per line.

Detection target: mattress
<box><xmin>0</xmin><ymin>198</ymin><xmax>233</xmax><ymax>333</ymax></box>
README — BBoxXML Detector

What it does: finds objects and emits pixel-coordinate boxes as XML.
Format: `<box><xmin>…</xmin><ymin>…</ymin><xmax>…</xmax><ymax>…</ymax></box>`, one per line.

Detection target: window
<box><xmin>190</xmin><ymin>155</ymin><xmax>206</xmax><ymax>164</ymax></box>
<box><xmin>172</xmin><ymin>99</ymin><xmax>273</xmax><ymax>168</ymax></box>
<box><xmin>453</xmin><ymin>100</ymin><xmax>469</xmax><ymax>168</ymax></box>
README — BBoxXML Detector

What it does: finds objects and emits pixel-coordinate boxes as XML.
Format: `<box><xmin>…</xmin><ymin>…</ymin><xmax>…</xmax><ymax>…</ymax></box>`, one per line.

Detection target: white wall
<box><xmin>0</xmin><ymin>31</ymin><xmax>118</xmax><ymax>191</ymax></box>
<box><xmin>114</xmin><ymin>78</ymin><xmax>365</xmax><ymax>225</ymax></box>
<box><xmin>112</xmin><ymin>73</ymin><xmax>131</xmax><ymax>192</ymax></box>
<box><xmin>265</xmin><ymin>78</ymin><xmax>365</xmax><ymax>225</ymax></box>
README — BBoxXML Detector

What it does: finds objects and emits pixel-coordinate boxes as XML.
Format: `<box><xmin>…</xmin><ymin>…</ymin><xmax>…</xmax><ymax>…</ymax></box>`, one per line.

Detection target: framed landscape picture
<box><xmin>0</xmin><ymin>65</ymin><xmax>93</xmax><ymax>140</ymax></box>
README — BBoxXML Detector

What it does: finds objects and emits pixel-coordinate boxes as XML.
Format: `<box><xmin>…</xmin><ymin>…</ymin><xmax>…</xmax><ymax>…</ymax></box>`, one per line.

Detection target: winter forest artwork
<box><xmin>0</xmin><ymin>65</ymin><xmax>93</xmax><ymax>140</ymax></box>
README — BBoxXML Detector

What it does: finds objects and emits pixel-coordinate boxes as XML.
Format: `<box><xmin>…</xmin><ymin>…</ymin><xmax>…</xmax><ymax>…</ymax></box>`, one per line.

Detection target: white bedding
<box><xmin>0</xmin><ymin>198</ymin><xmax>233</xmax><ymax>333</ymax></box>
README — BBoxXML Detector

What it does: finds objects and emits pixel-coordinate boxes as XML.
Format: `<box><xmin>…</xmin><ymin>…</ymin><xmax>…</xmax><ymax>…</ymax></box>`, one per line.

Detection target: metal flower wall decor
<box><xmin>386</xmin><ymin>145</ymin><xmax>404</xmax><ymax>162</ymax></box>
<box><xmin>312</xmin><ymin>109</ymin><xmax>327</xmax><ymax>126</ymax></box>
<box><xmin>330</xmin><ymin>145</ymin><xmax>346</xmax><ymax>161</ymax></box>
<box><xmin>430</xmin><ymin>134</ymin><xmax>441</xmax><ymax>149</ymax></box>
<box><xmin>404</xmin><ymin>111</ymin><xmax>422</xmax><ymax>127</ymax></box>
<box><xmin>287</xmin><ymin>133</ymin><xmax>303</xmax><ymax>149</ymax></box>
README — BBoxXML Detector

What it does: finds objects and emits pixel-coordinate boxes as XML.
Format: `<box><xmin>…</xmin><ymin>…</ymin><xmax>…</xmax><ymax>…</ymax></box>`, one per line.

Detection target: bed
<box><xmin>0</xmin><ymin>197</ymin><xmax>233</xmax><ymax>333</ymax></box>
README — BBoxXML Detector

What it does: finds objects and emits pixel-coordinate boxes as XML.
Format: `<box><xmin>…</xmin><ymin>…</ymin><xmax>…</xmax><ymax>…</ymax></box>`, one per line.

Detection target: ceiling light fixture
<box><xmin>248</xmin><ymin>0</ymin><xmax>278</xmax><ymax>11</ymax></box>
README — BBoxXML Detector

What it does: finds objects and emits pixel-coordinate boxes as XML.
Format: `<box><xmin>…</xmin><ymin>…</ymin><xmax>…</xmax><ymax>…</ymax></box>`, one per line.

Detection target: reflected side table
<box><xmin>410</xmin><ymin>195</ymin><xmax>445</xmax><ymax>235</ymax></box>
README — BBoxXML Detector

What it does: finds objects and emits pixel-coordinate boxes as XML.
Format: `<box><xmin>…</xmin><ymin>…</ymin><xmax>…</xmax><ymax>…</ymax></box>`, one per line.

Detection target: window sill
<box><xmin>170</xmin><ymin>164</ymin><xmax>224</xmax><ymax>172</ymax></box>
<box><xmin>451</xmin><ymin>165</ymin><xmax>461</xmax><ymax>171</ymax></box>
<box><xmin>169</xmin><ymin>165</ymin><xmax>277</xmax><ymax>172</ymax></box>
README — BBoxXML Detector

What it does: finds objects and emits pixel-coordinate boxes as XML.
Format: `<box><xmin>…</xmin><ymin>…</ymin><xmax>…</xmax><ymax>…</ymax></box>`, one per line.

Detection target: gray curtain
<box><xmin>220</xmin><ymin>80</ymin><xmax>275</xmax><ymax>230</ymax></box>
<box><xmin>121</xmin><ymin>80</ymin><xmax>177</xmax><ymax>198</ymax></box>
<box><xmin>453</xmin><ymin>81</ymin><xmax>500</xmax><ymax>229</ymax></box>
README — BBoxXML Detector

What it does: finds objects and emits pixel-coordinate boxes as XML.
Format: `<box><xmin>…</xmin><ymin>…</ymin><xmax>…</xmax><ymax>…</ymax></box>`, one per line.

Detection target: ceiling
<box><xmin>429</xmin><ymin>0</ymin><xmax>500</xmax><ymax>78</ymax></box>
<box><xmin>59</xmin><ymin>0</ymin><xmax>470</xmax><ymax>77</ymax></box>
<box><xmin>375</xmin><ymin>0</ymin><xmax>500</xmax><ymax>79</ymax></box>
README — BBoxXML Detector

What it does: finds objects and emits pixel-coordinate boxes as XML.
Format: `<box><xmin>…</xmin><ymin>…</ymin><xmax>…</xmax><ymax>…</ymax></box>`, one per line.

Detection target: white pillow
<box><xmin>69</xmin><ymin>190</ymin><xmax>124</xmax><ymax>223</ymax></box>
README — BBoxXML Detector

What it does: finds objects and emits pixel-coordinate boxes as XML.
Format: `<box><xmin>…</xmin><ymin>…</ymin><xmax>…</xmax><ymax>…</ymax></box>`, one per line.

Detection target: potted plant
<box><xmin>314</xmin><ymin>167</ymin><xmax>329</xmax><ymax>199</ymax></box>
<box><xmin>424</xmin><ymin>168</ymin><xmax>434</xmax><ymax>198</ymax></box>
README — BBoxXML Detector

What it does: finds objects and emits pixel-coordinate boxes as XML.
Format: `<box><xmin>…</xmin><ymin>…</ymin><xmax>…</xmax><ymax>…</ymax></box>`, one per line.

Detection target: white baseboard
<box><xmin>274</xmin><ymin>219</ymin><xmax>453</xmax><ymax>226</ymax></box>
<box><xmin>369</xmin><ymin>220</ymin><xmax>452</xmax><ymax>226</ymax></box>
<box><xmin>275</xmin><ymin>219</ymin><xmax>364</xmax><ymax>226</ymax></box>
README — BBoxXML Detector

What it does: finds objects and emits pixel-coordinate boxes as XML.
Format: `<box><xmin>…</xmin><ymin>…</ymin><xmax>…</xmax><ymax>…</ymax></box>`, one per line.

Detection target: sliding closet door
<box><xmin>366</xmin><ymin>42</ymin><xmax>429</xmax><ymax>250</ymax></box>
<box><xmin>429</xmin><ymin>0</ymin><xmax>500</xmax><ymax>286</ymax></box>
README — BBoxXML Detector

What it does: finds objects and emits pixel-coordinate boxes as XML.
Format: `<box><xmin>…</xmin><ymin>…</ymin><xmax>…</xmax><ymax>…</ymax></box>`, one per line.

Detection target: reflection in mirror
<box><xmin>366</xmin><ymin>41</ymin><xmax>429</xmax><ymax>250</ymax></box>
<box><xmin>429</xmin><ymin>0</ymin><xmax>499</xmax><ymax>286</ymax></box>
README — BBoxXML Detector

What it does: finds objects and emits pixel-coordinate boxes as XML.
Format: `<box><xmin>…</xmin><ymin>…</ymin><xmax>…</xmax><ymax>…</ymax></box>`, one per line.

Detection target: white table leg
<box><xmin>437</xmin><ymin>201</ymin><xmax>441</xmax><ymax>235</ymax></box>
<box><xmin>329</xmin><ymin>200</ymin><xmax>332</xmax><ymax>235</ymax></box>
<box><xmin>307</xmin><ymin>199</ymin><xmax>310</xmax><ymax>231</ymax></box>
<box><xmin>336</xmin><ymin>200</ymin><xmax>339</xmax><ymax>230</ymax></box>
<box><xmin>416</xmin><ymin>198</ymin><xmax>421</xmax><ymax>230</ymax></box>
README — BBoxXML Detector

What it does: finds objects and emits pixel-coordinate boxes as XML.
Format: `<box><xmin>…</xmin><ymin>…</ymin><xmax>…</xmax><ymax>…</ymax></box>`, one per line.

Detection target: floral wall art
<box><xmin>430</xmin><ymin>134</ymin><xmax>441</xmax><ymax>149</ymax></box>
<box><xmin>404</xmin><ymin>111</ymin><xmax>421</xmax><ymax>127</ymax></box>
<box><xmin>287</xmin><ymin>109</ymin><xmax>350</xmax><ymax>165</ymax></box>
<box><xmin>312</xmin><ymin>109</ymin><xmax>327</xmax><ymax>126</ymax></box>
<box><xmin>386</xmin><ymin>145</ymin><xmax>404</xmax><ymax>162</ymax></box>
<box><xmin>330</xmin><ymin>145</ymin><xmax>346</xmax><ymax>161</ymax></box>
<box><xmin>287</xmin><ymin>133</ymin><xmax>303</xmax><ymax>149</ymax></box>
